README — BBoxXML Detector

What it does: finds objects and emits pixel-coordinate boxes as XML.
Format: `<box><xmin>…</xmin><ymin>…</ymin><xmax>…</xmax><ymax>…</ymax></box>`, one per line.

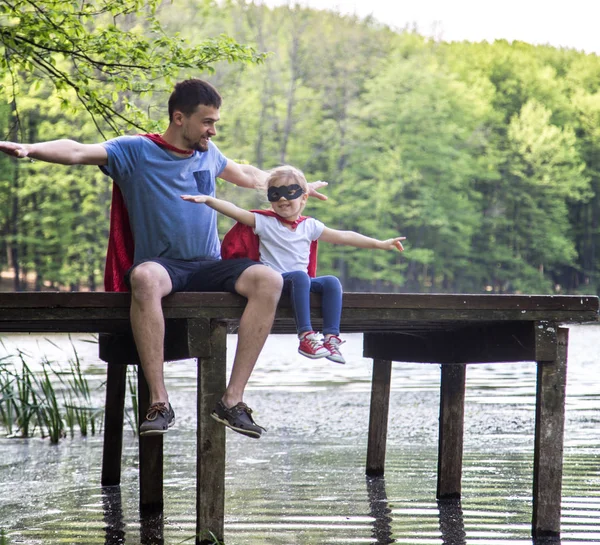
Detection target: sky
<box><xmin>259</xmin><ymin>0</ymin><xmax>600</xmax><ymax>55</ymax></box>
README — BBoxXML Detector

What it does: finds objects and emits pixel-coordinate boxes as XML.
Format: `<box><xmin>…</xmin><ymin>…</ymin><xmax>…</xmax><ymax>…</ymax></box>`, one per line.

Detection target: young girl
<box><xmin>181</xmin><ymin>165</ymin><xmax>405</xmax><ymax>364</ymax></box>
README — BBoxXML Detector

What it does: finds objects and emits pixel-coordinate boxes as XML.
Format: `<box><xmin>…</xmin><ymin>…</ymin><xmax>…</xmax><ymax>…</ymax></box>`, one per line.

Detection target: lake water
<box><xmin>0</xmin><ymin>326</ymin><xmax>599</xmax><ymax>544</ymax></box>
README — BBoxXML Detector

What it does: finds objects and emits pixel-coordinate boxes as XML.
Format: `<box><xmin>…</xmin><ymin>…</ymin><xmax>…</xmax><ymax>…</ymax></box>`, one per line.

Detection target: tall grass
<box><xmin>0</xmin><ymin>341</ymin><xmax>104</xmax><ymax>444</ymax></box>
<box><xmin>126</xmin><ymin>367</ymin><xmax>139</xmax><ymax>434</ymax></box>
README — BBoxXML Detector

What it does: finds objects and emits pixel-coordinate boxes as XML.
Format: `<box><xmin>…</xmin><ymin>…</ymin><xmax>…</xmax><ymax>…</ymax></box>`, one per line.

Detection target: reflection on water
<box><xmin>438</xmin><ymin>499</ymin><xmax>466</xmax><ymax>545</ymax></box>
<box><xmin>0</xmin><ymin>326</ymin><xmax>599</xmax><ymax>544</ymax></box>
<box><xmin>102</xmin><ymin>487</ymin><xmax>126</xmax><ymax>545</ymax></box>
<box><xmin>367</xmin><ymin>477</ymin><xmax>394</xmax><ymax>544</ymax></box>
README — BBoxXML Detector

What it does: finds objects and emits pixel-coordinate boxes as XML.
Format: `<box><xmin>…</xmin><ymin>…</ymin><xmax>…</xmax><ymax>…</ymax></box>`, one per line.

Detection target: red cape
<box><xmin>103</xmin><ymin>134</ymin><xmax>193</xmax><ymax>292</ymax></box>
<box><xmin>221</xmin><ymin>210</ymin><xmax>318</xmax><ymax>277</ymax></box>
<box><xmin>104</xmin><ymin>186</ymin><xmax>134</xmax><ymax>292</ymax></box>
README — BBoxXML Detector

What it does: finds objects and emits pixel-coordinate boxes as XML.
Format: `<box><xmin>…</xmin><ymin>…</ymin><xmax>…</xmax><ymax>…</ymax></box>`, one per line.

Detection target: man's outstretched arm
<box><xmin>0</xmin><ymin>140</ymin><xmax>108</xmax><ymax>166</ymax></box>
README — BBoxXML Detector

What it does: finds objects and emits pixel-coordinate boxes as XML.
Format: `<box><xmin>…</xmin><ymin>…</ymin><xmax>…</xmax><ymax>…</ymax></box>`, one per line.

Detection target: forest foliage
<box><xmin>1</xmin><ymin>0</ymin><xmax>600</xmax><ymax>294</ymax></box>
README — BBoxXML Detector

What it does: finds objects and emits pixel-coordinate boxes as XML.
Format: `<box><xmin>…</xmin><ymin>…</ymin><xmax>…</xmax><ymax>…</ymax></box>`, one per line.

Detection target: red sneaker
<box><xmin>298</xmin><ymin>332</ymin><xmax>330</xmax><ymax>359</ymax></box>
<box><xmin>323</xmin><ymin>335</ymin><xmax>346</xmax><ymax>364</ymax></box>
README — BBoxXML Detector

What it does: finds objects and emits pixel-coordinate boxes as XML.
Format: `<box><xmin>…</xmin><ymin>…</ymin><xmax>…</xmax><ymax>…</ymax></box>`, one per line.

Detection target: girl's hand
<box><xmin>307</xmin><ymin>180</ymin><xmax>328</xmax><ymax>200</ymax></box>
<box><xmin>379</xmin><ymin>237</ymin><xmax>406</xmax><ymax>251</ymax></box>
<box><xmin>181</xmin><ymin>194</ymin><xmax>209</xmax><ymax>204</ymax></box>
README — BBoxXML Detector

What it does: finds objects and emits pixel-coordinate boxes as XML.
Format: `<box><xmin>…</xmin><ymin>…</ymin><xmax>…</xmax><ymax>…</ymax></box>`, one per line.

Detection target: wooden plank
<box><xmin>437</xmin><ymin>364</ymin><xmax>466</xmax><ymax>500</ymax></box>
<box><xmin>366</xmin><ymin>358</ymin><xmax>392</xmax><ymax>477</ymax></box>
<box><xmin>101</xmin><ymin>362</ymin><xmax>127</xmax><ymax>487</ymax></box>
<box><xmin>532</xmin><ymin>327</ymin><xmax>568</xmax><ymax>538</ymax></box>
<box><xmin>342</xmin><ymin>293</ymin><xmax>600</xmax><ymax>311</ymax></box>
<box><xmin>341</xmin><ymin>308</ymin><xmax>598</xmax><ymax>323</ymax></box>
<box><xmin>1</xmin><ymin>306</ymin><xmax>597</xmax><ymax>332</ymax></box>
<box><xmin>0</xmin><ymin>291</ymin><xmax>598</xmax><ymax>312</ymax></box>
<box><xmin>186</xmin><ymin>319</ymin><xmax>226</xmax><ymax>544</ymax></box>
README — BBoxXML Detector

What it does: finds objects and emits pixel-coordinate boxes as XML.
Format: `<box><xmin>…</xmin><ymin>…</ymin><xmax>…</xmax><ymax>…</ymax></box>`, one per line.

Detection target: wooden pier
<box><xmin>0</xmin><ymin>291</ymin><xmax>597</xmax><ymax>543</ymax></box>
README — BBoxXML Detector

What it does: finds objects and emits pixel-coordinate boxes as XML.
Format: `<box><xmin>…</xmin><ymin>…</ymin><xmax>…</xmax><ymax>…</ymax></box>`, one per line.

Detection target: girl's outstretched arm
<box><xmin>319</xmin><ymin>227</ymin><xmax>405</xmax><ymax>251</ymax></box>
<box><xmin>180</xmin><ymin>194</ymin><xmax>256</xmax><ymax>227</ymax></box>
<box><xmin>219</xmin><ymin>159</ymin><xmax>329</xmax><ymax>200</ymax></box>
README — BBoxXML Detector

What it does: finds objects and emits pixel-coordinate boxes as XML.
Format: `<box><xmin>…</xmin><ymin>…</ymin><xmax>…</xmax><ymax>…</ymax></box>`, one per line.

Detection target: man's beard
<box><xmin>184</xmin><ymin>131</ymin><xmax>209</xmax><ymax>153</ymax></box>
<box><xmin>193</xmin><ymin>142</ymin><xmax>208</xmax><ymax>153</ymax></box>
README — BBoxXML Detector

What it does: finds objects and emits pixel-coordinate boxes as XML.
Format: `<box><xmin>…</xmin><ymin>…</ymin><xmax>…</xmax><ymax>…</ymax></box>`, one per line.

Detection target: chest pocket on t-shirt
<box><xmin>193</xmin><ymin>170</ymin><xmax>213</xmax><ymax>195</ymax></box>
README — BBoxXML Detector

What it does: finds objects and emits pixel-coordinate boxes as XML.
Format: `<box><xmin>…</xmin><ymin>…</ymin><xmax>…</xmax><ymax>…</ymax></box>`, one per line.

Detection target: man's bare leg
<box><xmin>221</xmin><ymin>264</ymin><xmax>283</xmax><ymax>408</ymax></box>
<box><xmin>129</xmin><ymin>262</ymin><xmax>173</xmax><ymax>406</ymax></box>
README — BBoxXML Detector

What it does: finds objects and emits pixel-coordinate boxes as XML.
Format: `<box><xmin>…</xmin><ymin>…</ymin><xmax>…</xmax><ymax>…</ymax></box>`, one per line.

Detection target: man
<box><xmin>0</xmin><ymin>78</ymin><xmax>327</xmax><ymax>439</ymax></box>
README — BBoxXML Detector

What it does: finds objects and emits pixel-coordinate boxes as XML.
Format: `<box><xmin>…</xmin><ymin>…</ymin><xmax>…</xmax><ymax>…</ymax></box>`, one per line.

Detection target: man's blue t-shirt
<box><xmin>101</xmin><ymin>136</ymin><xmax>228</xmax><ymax>262</ymax></box>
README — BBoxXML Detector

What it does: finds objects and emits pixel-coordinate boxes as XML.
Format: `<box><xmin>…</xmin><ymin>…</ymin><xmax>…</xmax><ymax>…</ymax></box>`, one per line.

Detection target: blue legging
<box><xmin>281</xmin><ymin>271</ymin><xmax>343</xmax><ymax>336</ymax></box>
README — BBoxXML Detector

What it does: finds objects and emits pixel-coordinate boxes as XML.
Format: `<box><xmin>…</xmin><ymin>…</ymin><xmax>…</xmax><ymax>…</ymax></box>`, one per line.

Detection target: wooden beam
<box><xmin>366</xmin><ymin>357</ymin><xmax>392</xmax><ymax>476</ymax></box>
<box><xmin>138</xmin><ymin>369</ymin><xmax>164</xmax><ymax>515</ymax></box>
<box><xmin>101</xmin><ymin>362</ymin><xmax>127</xmax><ymax>487</ymax></box>
<box><xmin>437</xmin><ymin>364</ymin><xmax>466</xmax><ymax>499</ymax></box>
<box><xmin>187</xmin><ymin>319</ymin><xmax>227</xmax><ymax>545</ymax></box>
<box><xmin>532</xmin><ymin>327</ymin><xmax>568</xmax><ymax>538</ymax></box>
<box><xmin>363</xmin><ymin>323</ymin><xmax>537</xmax><ymax>364</ymax></box>
<box><xmin>534</xmin><ymin>321</ymin><xmax>558</xmax><ymax>362</ymax></box>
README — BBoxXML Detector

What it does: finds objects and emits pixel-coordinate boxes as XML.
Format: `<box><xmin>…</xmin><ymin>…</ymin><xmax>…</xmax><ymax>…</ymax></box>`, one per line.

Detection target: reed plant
<box><xmin>53</xmin><ymin>342</ymin><xmax>103</xmax><ymax>438</ymax></box>
<box><xmin>0</xmin><ymin>357</ymin><xmax>15</xmax><ymax>435</ymax></box>
<box><xmin>13</xmin><ymin>353</ymin><xmax>41</xmax><ymax>438</ymax></box>
<box><xmin>0</xmin><ymin>528</ymin><xmax>8</xmax><ymax>545</ymax></box>
<box><xmin>0</xmin><ymin>342</ymin><xmax>104</xmax><ymax>444</ymax></box>
<box><xmin>37</xmin><ymin>361</ymin><xmax>65</xmax><ymax>443</ymax></box>
<box><xmin>126</xmin><ymin>367</ymin><xmax>139</xmax><ymax>434</ymax></box>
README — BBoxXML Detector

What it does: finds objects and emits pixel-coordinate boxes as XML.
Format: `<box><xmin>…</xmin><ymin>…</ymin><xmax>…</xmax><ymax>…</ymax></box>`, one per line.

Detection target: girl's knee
<box><xmin>286</xmin><ymin>270</ymin><xmax>311</xmax><ymax>289</ymax></box>
<box><xmin>321</xmin><ymin>275</ymin><xmax>342</xmax><ymax>292</ymax></box>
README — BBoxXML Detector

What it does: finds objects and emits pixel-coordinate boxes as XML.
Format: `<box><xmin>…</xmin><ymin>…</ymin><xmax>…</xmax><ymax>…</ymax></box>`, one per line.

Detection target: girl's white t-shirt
<box><xmin>253</xmin><ymin>214</ymin><xmax>324</xmax><ymax>274</ymax></box>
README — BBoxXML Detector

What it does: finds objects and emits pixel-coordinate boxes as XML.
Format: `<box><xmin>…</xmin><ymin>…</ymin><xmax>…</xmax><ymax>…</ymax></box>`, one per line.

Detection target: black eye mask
<box><xmin>267</xmin><ymin>184</ymin><xmax>304</xmax><ymax>202</ymax></box>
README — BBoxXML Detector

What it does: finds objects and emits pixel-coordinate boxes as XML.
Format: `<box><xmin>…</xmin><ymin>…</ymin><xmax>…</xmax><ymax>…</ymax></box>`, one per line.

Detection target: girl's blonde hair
<box><xmin>266</xmin><ymin>165</ymin><xmax>309</xmax><ymax>194</ymax></box>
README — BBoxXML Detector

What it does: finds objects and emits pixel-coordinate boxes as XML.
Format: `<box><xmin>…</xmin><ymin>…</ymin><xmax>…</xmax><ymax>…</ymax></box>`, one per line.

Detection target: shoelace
<box><xmin>324</xmin><ymin>337</ymin><xmax>345</xmax><ymax>352</ymax></box>
<box><xmin>230</xmin><ymin>402</ymin><xmax>266</xmax><ymax>431</ymax></box>
<box><xmin>146</xmin><ymin>402</ymin><xmax>169</xmax><ymax>421</ymax></box>
<box><xmin>304</xmin><ymin>337</ymin><xmax>323</xmax><ymax>349</ymax></box>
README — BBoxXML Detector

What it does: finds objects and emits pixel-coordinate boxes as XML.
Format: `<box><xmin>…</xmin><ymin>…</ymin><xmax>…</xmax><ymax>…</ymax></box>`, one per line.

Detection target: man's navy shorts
<box><xmin>125</xmin><ymin>257</ymin><xmax>259</xmax><ymax>294</ymax></box>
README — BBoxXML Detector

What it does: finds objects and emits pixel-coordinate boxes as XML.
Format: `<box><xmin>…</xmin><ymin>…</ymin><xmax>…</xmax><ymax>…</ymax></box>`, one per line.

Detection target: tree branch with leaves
<box><xmin>0</xmin><ymin>0</ymin><xmax>266</xmax><ymax>136</ymax></box>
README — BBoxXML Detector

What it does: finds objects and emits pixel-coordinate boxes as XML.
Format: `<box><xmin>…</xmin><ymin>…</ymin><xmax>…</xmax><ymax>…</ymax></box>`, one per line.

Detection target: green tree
<box><xmin>561</xmin><ymin>88</ymin><xmax>600</xmax><ymax>292</ymax></box>
<box><xmin>478</xmin><ymin>100</ymin><xmax>589</xmax><ymax>292</ymax></box>
<box><xmin>327</xmin><ymin>39</ymin><xmax>489</xmax><ymax>292</ymax></box>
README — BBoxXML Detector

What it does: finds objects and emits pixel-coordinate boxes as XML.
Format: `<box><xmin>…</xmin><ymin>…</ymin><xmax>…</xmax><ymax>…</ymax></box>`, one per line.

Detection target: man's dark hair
<box><xmin>168</xmin><ymin>79</ymin><xmax>222</xmax><ymax>121</ymax></box>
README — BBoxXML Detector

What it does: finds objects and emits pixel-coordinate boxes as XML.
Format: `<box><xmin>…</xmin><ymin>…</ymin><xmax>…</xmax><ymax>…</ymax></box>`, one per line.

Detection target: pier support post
<box><xmin>437</xmin><ymin>363</ymin><xmax>466</xmax><ymax>499</ymax></box>
<box><xmin>532</xmin><ymin>325</ymin><xmax>568</xmax><ymax>538</ymax></box>
<box><xmin>101</xmin><ymin>362</ymin><xmax>127</xmax><ymax>486</ymax></box>
<box><xmin>366</xmin><ymin>359</ymin><xmax>392</xmax><ymax>476</ymax></box>
<box><xmin>138</xmin><ymin>369</ymin><xmax>164</xmax><ymax>514</ymax></box>
<box><xmin>186</xmin><ymin>318</ymin><xmax>227</xmax><ymax>545</ymax></box>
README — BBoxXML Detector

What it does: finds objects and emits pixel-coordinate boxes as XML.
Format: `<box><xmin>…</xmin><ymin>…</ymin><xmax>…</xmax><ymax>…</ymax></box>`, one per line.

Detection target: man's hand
<box><xmin>0</xmin><ymin>141</ymin><xmax>29</xmax><ymax>158</ymax></box>
<box><xmin>377</xmin><ymin>237</ymin><xmax>406</xmax><ymax>252</ymax></box>
<box><xmin>308</xmin><ymin>180</ymin><xmax>328</xmax><ymax>201</ymax></box>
